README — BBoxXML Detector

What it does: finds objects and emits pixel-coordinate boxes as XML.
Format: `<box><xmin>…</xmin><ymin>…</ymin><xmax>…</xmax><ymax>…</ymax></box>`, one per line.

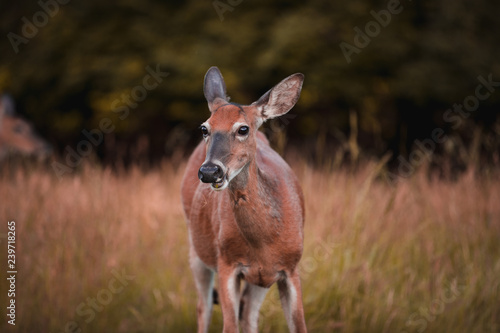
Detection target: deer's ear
<box><xmin>253</xmin><ymin>73</ymin><xmax>304</xmax><ymax>120</ymax></box>
<box><xmin>0</xmin><ymin>94</ymin><xmax>15</xmax><ymax>121</ymax></box>
<box><xmin>204</xmin><ymin>66</ymin><xmax>228</xmax><ymax>111</ymax></box>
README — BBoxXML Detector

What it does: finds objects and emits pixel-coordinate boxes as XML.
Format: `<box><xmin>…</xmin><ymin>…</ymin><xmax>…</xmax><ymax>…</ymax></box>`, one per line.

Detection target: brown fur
<box><xmin>181</xmin><ymin>67</ymin><xmax>307</xmax><ymax>333</ymax></box>
<box><xmin>0</xmin><ymin>95</ymin><xmax>51</xmax><ymax>159</ymax></box>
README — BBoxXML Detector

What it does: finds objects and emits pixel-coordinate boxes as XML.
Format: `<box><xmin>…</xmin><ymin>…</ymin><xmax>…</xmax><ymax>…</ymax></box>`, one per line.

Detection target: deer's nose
<box><xmin>198</xmin><ymin>162</ymin><xmax>223</xmax><ymax>183</ymax></box>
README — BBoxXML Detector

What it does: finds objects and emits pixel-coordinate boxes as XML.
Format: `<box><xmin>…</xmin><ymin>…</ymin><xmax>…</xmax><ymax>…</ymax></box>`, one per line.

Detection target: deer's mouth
<box><xmin>211</xmin><ymin>174</ymin><xmax>228</xmax><ymax>191</ymax></box>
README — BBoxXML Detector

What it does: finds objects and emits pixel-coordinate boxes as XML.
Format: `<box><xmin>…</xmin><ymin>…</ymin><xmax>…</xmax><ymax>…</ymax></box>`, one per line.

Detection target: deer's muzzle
<box><xmin>198</xmin><ymin>162</ymin><xmax>225</xmax><ymax>185</ymax></box>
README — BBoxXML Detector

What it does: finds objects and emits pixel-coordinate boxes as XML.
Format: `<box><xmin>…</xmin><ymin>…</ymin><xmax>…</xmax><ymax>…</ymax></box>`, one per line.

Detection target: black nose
<box><xmin>198</xmin><ymin>162</ymin><xmax>223</xmax><ymax>183</ymax></box>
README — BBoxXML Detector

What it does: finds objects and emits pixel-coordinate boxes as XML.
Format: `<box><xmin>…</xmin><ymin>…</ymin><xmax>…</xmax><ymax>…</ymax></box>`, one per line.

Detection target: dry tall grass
<box><xmin>0</xmin><ymin>158</ymin><xmax>499</xmax><ymax>332</ymax></box>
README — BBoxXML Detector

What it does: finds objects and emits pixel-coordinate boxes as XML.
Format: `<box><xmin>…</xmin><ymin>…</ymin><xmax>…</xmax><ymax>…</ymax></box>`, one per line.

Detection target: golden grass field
<box><xmin>1</xmin><ymin>157</ymin><xmax>499</xmax><ymax>332</ymax></box>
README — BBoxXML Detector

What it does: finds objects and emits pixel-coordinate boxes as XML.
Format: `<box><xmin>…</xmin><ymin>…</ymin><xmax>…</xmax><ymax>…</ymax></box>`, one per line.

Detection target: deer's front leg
<box><xmin>218</xmin><ymin>260</ymin><xmax>241</xmax><ymax>333</ymax></box>
<box><xmin>278</xmin><ymin>269</ymin><xmax>307</xmax><ymax>333</ymax></box>
<box><xmin>189</xmin><ymin>248</ymin><xmax>215</xmax><ymax>333</ymax></box>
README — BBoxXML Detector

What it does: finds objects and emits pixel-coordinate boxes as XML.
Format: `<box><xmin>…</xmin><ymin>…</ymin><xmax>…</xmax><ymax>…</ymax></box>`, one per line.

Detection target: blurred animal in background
<box><xmin>0</xmin><ymin>94</ymin><xmax>52</xmax><ymax>160</ymax></box>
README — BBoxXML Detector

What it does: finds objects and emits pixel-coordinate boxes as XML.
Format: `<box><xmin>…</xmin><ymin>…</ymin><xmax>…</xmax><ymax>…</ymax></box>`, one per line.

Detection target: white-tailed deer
<box><xmin>181</xmin><ymin>67</ymin><xmax>307</xmax><ymax>333</ymax></box>
<box><xmin>0</xmin><ymin>94</ymin><xmax>52</xmax><ymax>160</ymax></box>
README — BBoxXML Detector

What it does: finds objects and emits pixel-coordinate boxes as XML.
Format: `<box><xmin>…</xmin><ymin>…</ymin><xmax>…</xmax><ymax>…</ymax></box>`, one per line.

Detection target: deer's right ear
<box><xmin>204</xmin><ymin>67</ymin><xmax>227</xmax><ymax>112</ymax></box>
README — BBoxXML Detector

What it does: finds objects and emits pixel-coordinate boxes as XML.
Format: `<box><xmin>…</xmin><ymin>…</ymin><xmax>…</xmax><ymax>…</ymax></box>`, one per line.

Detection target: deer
<box><xmin>0</xmin><ymin>94</ymin><xmax>52</xmax><ymax>160</ymax></box>
<box><xmin>181</xmin><ymin>67</ymin><xmax>307</xmax><ymax>333</ymax></box>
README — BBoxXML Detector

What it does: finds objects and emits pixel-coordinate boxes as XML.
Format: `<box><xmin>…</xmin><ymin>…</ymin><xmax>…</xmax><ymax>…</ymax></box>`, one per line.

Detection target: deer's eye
<box><xmin>200</xmin><ymin>126</ymin><xmax>209</xmax><ymax>137</ymax></box>
<box><xmin>237</xmin><ymin>126</ymin><xmax>249</xmax><ymax>136</ymax></box>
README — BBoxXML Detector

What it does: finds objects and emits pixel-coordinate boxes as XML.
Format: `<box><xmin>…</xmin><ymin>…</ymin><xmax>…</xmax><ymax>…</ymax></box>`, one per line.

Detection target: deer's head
<box><xmin>198</xmin><ymin>67</ymin><xmax>304</xmax><ymax>191</ymax></box>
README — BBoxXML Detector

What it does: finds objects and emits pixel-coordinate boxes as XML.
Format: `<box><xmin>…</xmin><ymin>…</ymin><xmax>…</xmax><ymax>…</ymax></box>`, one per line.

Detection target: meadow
<box><xmin>0</xmin><ymin>156</ymin><xmax>499</xmax><ymax>333</ymax></box>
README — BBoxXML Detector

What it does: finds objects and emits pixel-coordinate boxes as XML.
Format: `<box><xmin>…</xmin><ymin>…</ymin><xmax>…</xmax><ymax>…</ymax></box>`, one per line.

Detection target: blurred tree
<box><xmin>0</xmin><ymin>0</ymin><xmax>499</xmax><ymax>165</ymax></box>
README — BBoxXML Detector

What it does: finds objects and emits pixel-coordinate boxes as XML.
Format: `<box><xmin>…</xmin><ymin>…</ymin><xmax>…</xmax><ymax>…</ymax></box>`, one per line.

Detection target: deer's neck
<box><xmin>228</xmin><ymin>160</ymin><xmax>282</xmax><ymax>247</ymax></box>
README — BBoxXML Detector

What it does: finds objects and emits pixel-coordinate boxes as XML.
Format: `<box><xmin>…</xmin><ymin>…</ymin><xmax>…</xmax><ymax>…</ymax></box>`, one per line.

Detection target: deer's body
<box><xmin>181</xmin><ymin>67</ymin><xmax>307</xmax><ymax>333</ymax></box>
<box><xmin>0</xmin><ymin>94</ymin><xmax>51</xmax><ymax>159</ymax></box>
<box><xmin>182</xmin><ymin>131</ymin><xmax>304</xmax><ymax>284</ymax></box>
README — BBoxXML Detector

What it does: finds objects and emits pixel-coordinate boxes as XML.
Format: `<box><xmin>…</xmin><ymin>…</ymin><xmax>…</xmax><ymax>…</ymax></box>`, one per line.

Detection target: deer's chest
<box><xmin>217</xmin><ymin>216</ymin><xmax>301</xmax><ymax>288</ymax></box>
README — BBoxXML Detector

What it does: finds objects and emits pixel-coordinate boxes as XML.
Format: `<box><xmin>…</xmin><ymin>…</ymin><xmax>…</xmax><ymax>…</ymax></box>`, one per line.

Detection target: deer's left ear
<box><xmin>204</xmin><ymin>66</ymin><xmax>228</xmax><ymax>112</ymax></box>
<box><xmin>252</xmin><ymin>73</ymin><xmax>304</xmax><ymax>121</ymax></box>
<box><xmin>0</xmin><ymin>94</ymin><xmax>15</xmax><ymax>123</ymax></box>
